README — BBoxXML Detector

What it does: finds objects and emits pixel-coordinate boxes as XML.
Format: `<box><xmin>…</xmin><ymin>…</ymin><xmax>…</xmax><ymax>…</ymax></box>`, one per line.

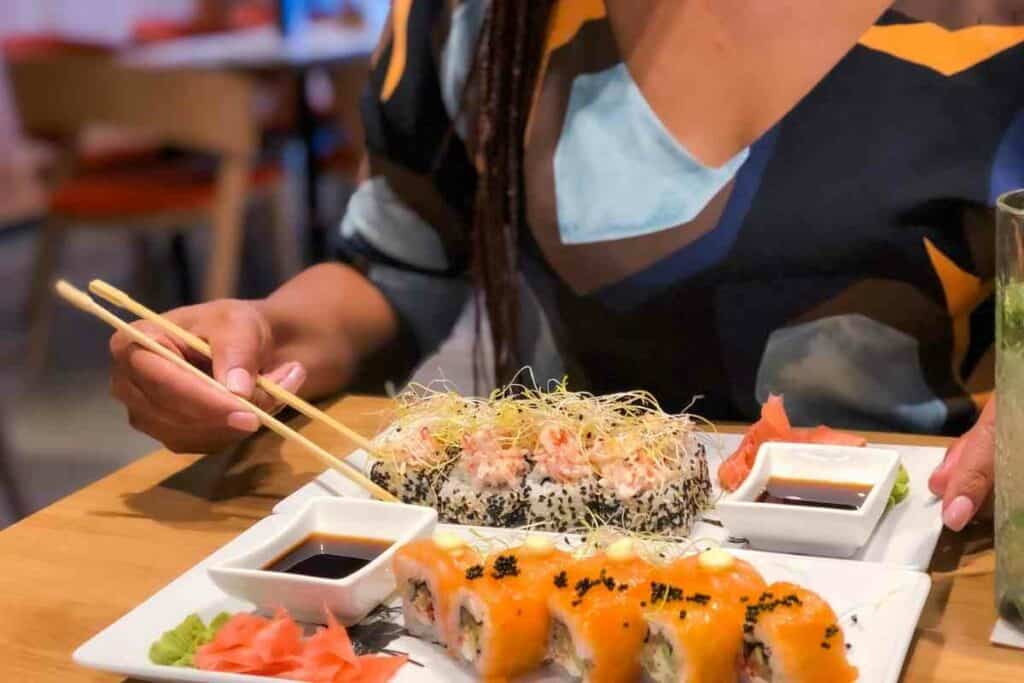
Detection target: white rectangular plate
<box><xmin>274</xmin><ymin>433</ymin><xmax>945</xmax><ymax>569</ymax></box>
<box><xmin>74</xmin><ymin>518</ymin><xmax>931</xmax><ymax>683</ymax></box>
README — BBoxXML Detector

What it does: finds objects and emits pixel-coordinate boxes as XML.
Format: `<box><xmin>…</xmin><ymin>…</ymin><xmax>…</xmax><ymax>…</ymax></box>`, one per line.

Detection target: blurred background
<box><xmin>0</xmin><ymin>0</ymin><xmax>477</xmax><ymax>528</ymax></box>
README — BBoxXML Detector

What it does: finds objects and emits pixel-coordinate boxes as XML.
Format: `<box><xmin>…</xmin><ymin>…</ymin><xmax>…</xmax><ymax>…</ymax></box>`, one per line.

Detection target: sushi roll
<box><xmin>547</xmin><ymin>539</ymin><xmax>654</xmax><ymax>682</ymax></box>
<box><xmin>436</xmin><ymin>427</ymin><xmax>531</xmax><ymax>528</ymax></box>
<box><xmin>741</xmin><ymin>582</ymin><xmax>858</xmax><ymax>683</ymax></box>
<box><xmin>373</xmin><ymin>382</ymin><xmax>713</xmax><ymax>534</ymax></box>
<box><xmin>658</xmin><ymin>548</ymin><xmax>766</xmax><ymax>600</ymax></box>
<box><xmin>526</xmin><ymin>423</ymin><xmax>603</xmax><ymax>531</ymax></box>
<box><xmin>370</xmin><ymin>420</ymin><xmax>455</xmax><ymax>507</ymax></box>
<box><xmin>446</xmin><ymin>536</ymin><xmax>570</xmax><ymax>678</ymax></box>
<box><xmin>641</xmin><ymin>596</ymin><xmax>744</xmax><ymax>683</ymax></box>
<box><xmin>592</xmin><ymin>438</ymin><xmax>711</xmax><ymax>535</ymax></box>
<box><xmin>392</xmin><ymin>531</ymin><xmax>481</xmax><ymax>644</ymax></box>
<box><xmin>369</xmin><ymin>459</ymin><xmax>448</xmax><ymax>507</ymax></box>
<box><xmin>639</xmin><ymin>549</ymin><xmax>766</xmax><ymax>683</ymax></box>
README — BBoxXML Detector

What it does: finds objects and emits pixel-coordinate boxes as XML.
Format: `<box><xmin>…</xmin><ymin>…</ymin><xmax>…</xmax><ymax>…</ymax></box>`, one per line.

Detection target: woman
<box><xmin>109</xmin><ymin>1</ymin><xmax>1023</xmax><ymax>530</ymax></box>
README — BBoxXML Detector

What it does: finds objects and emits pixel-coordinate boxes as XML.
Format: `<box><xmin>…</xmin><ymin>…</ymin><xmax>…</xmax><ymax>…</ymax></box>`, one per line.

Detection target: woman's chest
<box><xmin>519</xmin><ymin>6</ymin><xmax>1024</xmax><ymax>298</ymax></box>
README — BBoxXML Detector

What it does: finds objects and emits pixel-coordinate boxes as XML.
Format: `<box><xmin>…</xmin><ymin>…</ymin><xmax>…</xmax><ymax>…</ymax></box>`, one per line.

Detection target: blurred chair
<box><xmin>132</xmin><ymin>0</ymin><xmax>276</xmax><ymax>44</ymax></box>
<box><xmin>0</xmin><ymin>409</ymin><xmax>25</xmax><ymax>524</ymax></box>
<box><xmin>9</xmin><ymin>57</ymin><xmax>299</xmax><ymax>367</ymax></box>
<box><xmin>0</xmin><ymin>35</ymin><xmax>113</xmax><ymax>61</ymax></box>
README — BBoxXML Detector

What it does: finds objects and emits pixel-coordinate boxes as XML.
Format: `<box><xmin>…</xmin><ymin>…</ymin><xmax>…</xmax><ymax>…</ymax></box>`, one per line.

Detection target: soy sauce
<box><xmin>756</xmin><ymin>477</ymin><xmax>872</xmax><ymax>511</ymax></box>
<box><xmin>264</xmin><ymin>534</ymin><xmax>393</xmax><ymax>579</ymax></box>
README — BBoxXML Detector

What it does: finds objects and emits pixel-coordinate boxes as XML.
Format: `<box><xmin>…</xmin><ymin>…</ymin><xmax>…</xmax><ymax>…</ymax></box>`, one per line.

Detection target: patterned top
<box><xmin>338</xmin><ymin>0</ymin><xmax>1024</xmax><ymax>434</ymax></box>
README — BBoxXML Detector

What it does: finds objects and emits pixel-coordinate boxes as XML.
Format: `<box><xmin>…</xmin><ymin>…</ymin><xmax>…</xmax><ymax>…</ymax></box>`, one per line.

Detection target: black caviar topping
<box><xmin>740</xmin><ymin>596</ymin><xmax>749</xmax><ymax>603</ymax></box>
<box><xmin>845</xmin><ymin>643</ymin><xmax>852</xmax><ymax>650</ymax></box>
<box><xmin>574</xmin><ymin>577</ymin><xmax>595</xmax><ymax>598</ymax></box>
<box><xmin>743</xmin><ymin>592</ymin><xmax>804</xmax><ymax>628</ymax></box>
<box><xmin>821</xmin><ymin>642</ymin><xmax>831</xmax><ymax>650</ymax></box>
<box><xmin>678</xmin><ymin>610</ymin><xmax>687</xmax><ymax>620</ymax></box>
<box><xmin>651</xmin><ymin>581</ymin><xmax>704</xmax><ymax>605</ymax></box>
<box><xmin>465</xmin><ymin>565</ymin><xmax>484</xmax><ymax>580</ymax></box>
<box><xmin>618</xmin><ymin>584</ymin><xmax>629</xmax><ymax>592</ymax></box>
<box><xmin>573</xmin><ymin>569</ymin><xmax>618</xmax><ymax>599</ymax></box>
<box><xmin>622</xmin><ymin>621</ymin><xmax>630</xmax><ymax>629</ymax></box>
<box><xmin>850</xmin><ymin>614</ymin><xmax>858</xmax><ymax>624</ymax></box>
<box><xmin>491</xmin><ymin>555</ymin><xmax>520</xmax><ymax>579</ymax></box>
<box><xmin>824</xmin><ymin>624</ymin><xmax>840</xmax><ymax>639</ymax></box>
<box><xmin>686</xmin><ymin>593</ymin><xmax>711</xmax><ymax>606</ymax></box>
<box><xmin>571</xmin><ymin>599</ymin><xmax>582</xmax><ymax>607</ymax></box>
<box><xmin>553</xmin><ymin>570</ymin><xmax>568</xmax><ymax>589</ymax></box>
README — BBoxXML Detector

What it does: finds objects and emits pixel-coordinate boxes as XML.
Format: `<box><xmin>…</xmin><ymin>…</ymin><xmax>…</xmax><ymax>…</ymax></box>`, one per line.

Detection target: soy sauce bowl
<box><xmin>208</xmin><ymin>498</ymin><xmax>437</xmax><ymax>624</ymax></box>
<box><xmin>716</xmin><ymin>442</ymin><xmax>900</xmax><ymax>558</ymax></box>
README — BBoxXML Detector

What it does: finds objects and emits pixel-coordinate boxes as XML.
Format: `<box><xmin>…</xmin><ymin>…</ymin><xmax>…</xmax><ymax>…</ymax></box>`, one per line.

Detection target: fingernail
<box><xmin>279</xmin><ymin>363</ymin><xmax>307</xmax><ymax>393</ymax></box>
<box><xmin>226</xmin><ymin>368</ymin><xmax>253</xmax><ymax>396</ymax></box>
<box><xmin>227</xmin><ymin>411</ymin><xmax>259</xmax><ymax>432</ymax></box>
<box><xmin>943</xmin><ymin>495</ymin><xmax>975</xmax><ymax>532</ymax></box>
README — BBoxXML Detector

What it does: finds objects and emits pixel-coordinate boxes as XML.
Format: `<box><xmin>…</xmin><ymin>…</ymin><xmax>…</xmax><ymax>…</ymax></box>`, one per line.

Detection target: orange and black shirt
<box><xmin>338</xmin><ymin>0</ymin><xmax>1024</xmax><ymax>434</ymax></box>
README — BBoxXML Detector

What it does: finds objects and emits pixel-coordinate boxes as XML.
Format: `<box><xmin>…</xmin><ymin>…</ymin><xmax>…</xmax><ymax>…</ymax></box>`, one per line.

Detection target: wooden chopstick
<box><xmin>87</xmin><ymin>279</ymin><xmax>378</xmax><ymax>456</ymax></box>
<box><xmin>56</xmin><ymin>280</ymin><xmax>397</xmax><ymax>503</ymax></box>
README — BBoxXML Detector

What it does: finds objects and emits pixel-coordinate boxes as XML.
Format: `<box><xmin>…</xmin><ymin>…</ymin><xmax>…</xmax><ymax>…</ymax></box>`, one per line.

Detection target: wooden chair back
<box><xmin>8</xmin><ymin>56</ymin><xmax>256</xmax><ymax>158</ymax></box>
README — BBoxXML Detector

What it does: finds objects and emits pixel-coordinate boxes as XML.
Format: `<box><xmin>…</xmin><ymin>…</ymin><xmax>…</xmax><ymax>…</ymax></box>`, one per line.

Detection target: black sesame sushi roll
<box><xmin>436</xmin><ymin>427</ymin><xmax>530</xmax><ymax>527</ymax></box>
<box><xmin>525</xmin><ymin>423</ymin><xmax>601</xmax><ymax>532</ymax></box>
<box><xmin>592</xmin><ymin>436</ymin><xmax>711</xmax><ymax>534</ymax></box>
<box><xmin>369</xmin><ymin>418</ymin><xmax>455</xmax><ymax>507</ymax></box>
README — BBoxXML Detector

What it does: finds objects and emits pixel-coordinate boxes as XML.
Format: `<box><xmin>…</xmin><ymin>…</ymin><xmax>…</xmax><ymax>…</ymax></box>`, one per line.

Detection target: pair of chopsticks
<box><xmin>55</xmin><ymin>279</ymin><xmax>397</xmax><ymax>503</ymax></box>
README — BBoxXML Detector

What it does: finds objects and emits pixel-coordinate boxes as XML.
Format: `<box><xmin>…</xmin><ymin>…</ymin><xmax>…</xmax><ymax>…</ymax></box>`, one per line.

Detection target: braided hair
<box><xmin>470</xmin><ymin>1</ymin><xmax>554</xmax><ymax>386</ymax></box>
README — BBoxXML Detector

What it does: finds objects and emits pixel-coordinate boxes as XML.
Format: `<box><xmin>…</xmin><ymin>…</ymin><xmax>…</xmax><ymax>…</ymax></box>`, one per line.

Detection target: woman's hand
<box><xmin>109</xmin><ymin>263</ymin><xmax>401</xmax><ymax>454</ymax></box>
<box><xmin>928</xmin><ymin>398</ymin><xmax>996</xmax><ymax>531</ymax></box>
<box><xmin>109</xmin><ymin>299</ymin><xmax>306</xmax><ymax>454</ymax></box>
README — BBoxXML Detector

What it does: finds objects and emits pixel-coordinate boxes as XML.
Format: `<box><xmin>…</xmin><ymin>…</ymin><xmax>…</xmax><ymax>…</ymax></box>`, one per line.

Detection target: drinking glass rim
<box><xmin>998</xmin><ymin>189</ymin><xmax>1024</xmax><ymax>216</ymax></box>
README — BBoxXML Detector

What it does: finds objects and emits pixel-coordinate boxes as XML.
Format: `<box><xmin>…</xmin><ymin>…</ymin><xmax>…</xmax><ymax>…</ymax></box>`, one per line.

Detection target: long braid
<box><xmin>471</xmin><ymin>0</ymin><xmax>554</xmax><ymax>388</ymax></box>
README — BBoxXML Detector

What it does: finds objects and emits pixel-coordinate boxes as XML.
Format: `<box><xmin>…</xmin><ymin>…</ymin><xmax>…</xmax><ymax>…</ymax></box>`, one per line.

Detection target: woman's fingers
<box><xmin>108</xmin><ymin>300</ymin><xmax>308</xmax><ymax>453</ymax></box>
<box><xmin>204</xmin><ymin>304</ymin><xmax>274</xmax><ymax>399</ymax></box>
<box><xmin>124</xmin><ymin>344</ymin><xmax>253</xmax><ymax>425</ymax></box>
<box><xmin>938</xmin><ymin>399</ymin><xmax>996</xmax><ymax>531</ymax></box>
<box><xmin>251</xmin><ymin>361</ymin><xmax>308</xmax><ymax>413</ymax></box>
<box><xmin>927</xmin><ymin>433</ymin><xmax>966</xmax><ymax>498</ymax></box>
<box><xmin>112</xmin><ymin>373</ymin><xmax>256</xmax><ymax>453</ymax></box>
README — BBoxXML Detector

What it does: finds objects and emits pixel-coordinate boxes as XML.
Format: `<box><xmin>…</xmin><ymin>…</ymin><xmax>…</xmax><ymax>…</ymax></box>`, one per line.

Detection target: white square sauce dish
<box><xmin>716</xmin><ymin>442</ymin><xmax>900</xmax><ymax>558</ymax></box>
<box><xmin>208</xmin><ymin>497</ymin><xmax>436</xmax><ymax>624</ymax></box>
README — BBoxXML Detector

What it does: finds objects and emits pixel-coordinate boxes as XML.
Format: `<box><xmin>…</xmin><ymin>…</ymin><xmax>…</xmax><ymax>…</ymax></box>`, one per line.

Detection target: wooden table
<box><xmin>0</xmin><ymin>395</ymin><xmax>1020</xmax><ymax>682</ymax></box>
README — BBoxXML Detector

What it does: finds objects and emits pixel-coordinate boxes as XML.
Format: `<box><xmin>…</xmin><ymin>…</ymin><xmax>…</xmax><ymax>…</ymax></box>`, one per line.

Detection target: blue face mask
<box><xmin>553</xmin><ymin>63</ymin><xmax>748</xmax><ymax>245</ymax></box>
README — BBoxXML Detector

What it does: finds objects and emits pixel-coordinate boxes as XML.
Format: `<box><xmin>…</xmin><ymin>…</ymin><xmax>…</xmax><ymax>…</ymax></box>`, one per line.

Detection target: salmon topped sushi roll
<box><xmin>393</xmin><ymin>531</ymin><xmax>481</xmax><ymax>645</ymax></box>
<box><xmin>742</xmin><ymin>582</ymin><xmax>858</xmax><ymax>683</ymax></box>
<box><xmin>447</xmin><ymin>535</ymin><xmax>570</xmax><ymax>679</ymax></box>
<box><xmin>641</xmin><ymin>596</ymin><xmax>744</xmax><ymax>683</ymax></box>
<box><xmin>659</xmin><ymin>548</ymin><xmax>766</xmax><ymax>603</ymax></box>
<box><xmin>640</xmin><ymin>549</ymin><xmax>764</xmax><ymax>683</ymax></box>
<box><xmin>547</xmin><ymin>539</ymin><xmax>655</xmax><ymax>682</ymax></box>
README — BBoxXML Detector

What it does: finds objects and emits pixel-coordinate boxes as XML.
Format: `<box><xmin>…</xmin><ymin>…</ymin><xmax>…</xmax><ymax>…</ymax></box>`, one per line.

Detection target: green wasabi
<box><xmin>886</xmin><ymin>464</ymin><xmax>910</xmax><ymax>511</ymax></box>
<box><xmin>148</xmin><ymin>612</ymin><xmax>230</xmax><ymax>667</ymax></box>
